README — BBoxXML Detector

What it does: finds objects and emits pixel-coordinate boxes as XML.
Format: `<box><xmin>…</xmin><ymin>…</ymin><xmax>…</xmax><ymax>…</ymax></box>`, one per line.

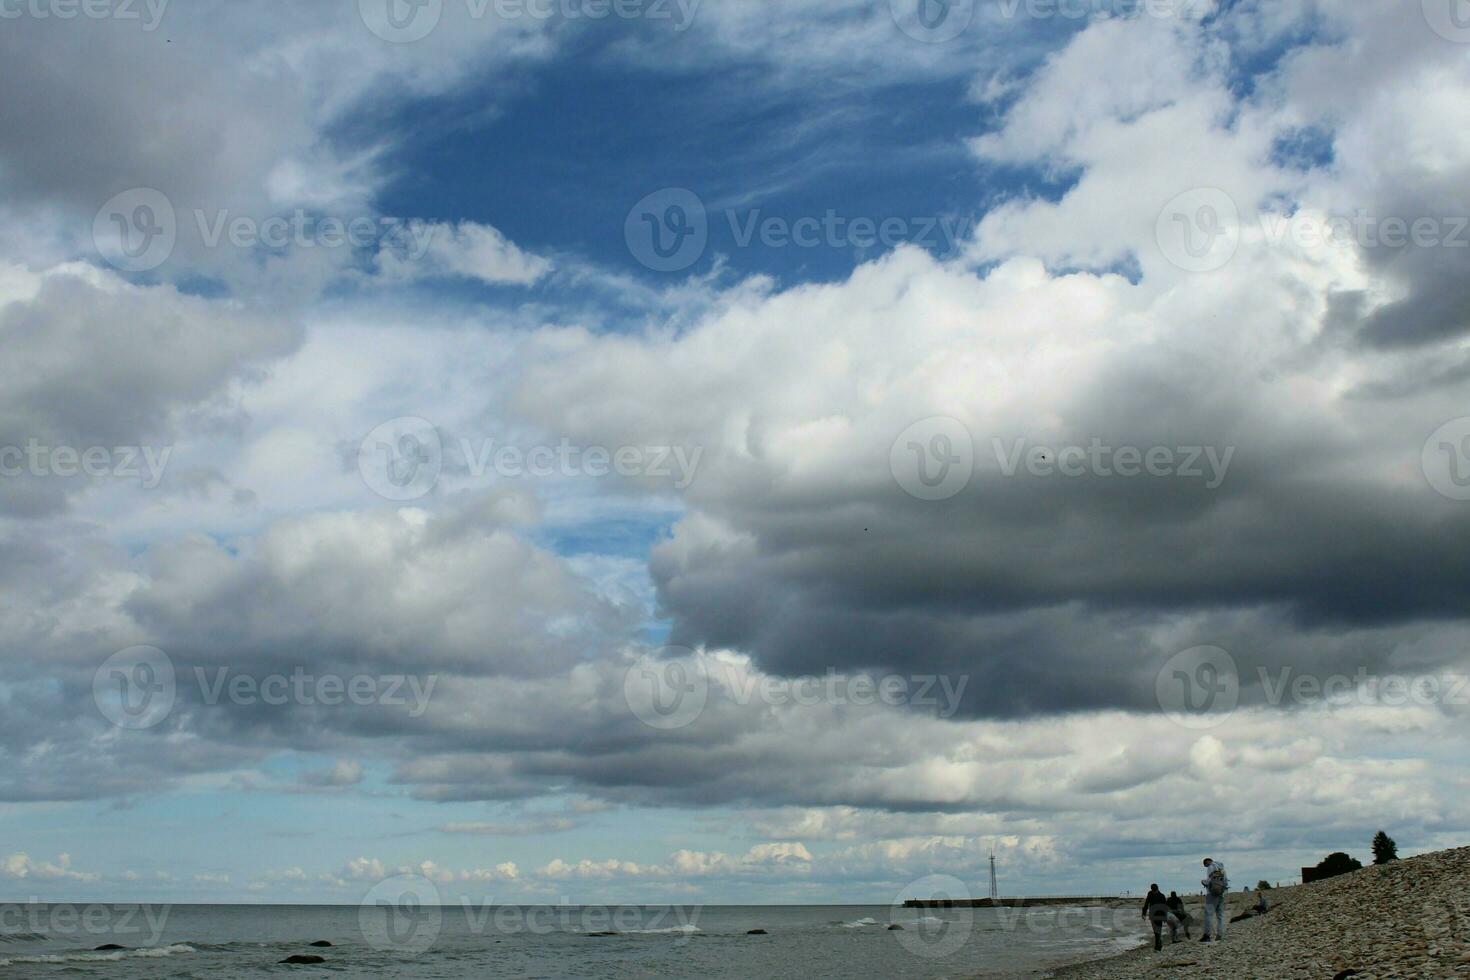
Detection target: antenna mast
<box><xmin>988</xmin><ymin>847</ymin><xmax>999</xmax><ymax>901</ymax></box>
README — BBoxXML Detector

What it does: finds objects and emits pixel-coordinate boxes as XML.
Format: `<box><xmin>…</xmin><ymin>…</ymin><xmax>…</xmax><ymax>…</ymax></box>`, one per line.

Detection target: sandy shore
<box><xmin>1044</xmin><ymin>845</ymin><xmax>1470</xmax><ymax>979</ymax></box>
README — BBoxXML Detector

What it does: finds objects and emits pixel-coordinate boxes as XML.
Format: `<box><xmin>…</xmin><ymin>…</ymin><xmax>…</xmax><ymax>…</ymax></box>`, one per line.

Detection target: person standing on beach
<box><xmin>1200</xmin><ymin>858</ymin><xmax>1229</xmax><ymax>942</ymax></box>
<box><xmin>1141</xmin><ymin>883</ymin><xmax>1176</xmax><ymax>950</ymax></box>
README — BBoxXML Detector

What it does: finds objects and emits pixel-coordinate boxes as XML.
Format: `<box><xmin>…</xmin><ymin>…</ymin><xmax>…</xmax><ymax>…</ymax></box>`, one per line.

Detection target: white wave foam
<box><xmin>625</xmin><ymin>924</ymin><xmax>700</xmax><ymax>935</ymax></box>
<box><xmin>841</xmin><ymin>916</ymin><xmax>878</xmax><ymax>928</ymax></box>
<box><xmin>0</xmin><ymin>943</ymin><xmax>194</xmax><ymax>965</ymax></box>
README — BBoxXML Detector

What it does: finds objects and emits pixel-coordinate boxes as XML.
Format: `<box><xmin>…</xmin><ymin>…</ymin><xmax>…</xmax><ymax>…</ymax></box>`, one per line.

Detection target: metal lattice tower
<box><xmin>988</xmin><ymin>848</ymin><xmax>999</xmax><ymax>900</ymax></box>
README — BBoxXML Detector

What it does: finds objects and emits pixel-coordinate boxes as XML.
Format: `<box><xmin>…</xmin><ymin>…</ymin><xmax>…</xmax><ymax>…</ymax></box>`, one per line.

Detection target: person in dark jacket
<box><xmin>1140</xmin><ymin>884</ymin><xmax>1177</xmax><ymax>950</ymax></box>
<box><xmin>1166</xmin><ymin>891</ymin><xmax>1192</xmax><ymax>938</ymax></box>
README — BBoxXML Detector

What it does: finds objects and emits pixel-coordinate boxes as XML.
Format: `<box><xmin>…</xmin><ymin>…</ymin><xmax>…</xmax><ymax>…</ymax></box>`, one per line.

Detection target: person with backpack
<box><xmin>1200</xmin><ymin>858</ymin><xmax>1229</xmax><ymax>941</ymax></box>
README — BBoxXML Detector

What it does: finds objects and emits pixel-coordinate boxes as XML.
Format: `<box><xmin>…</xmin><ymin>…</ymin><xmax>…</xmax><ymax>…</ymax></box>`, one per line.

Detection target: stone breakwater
<box><xmin>1046</xmin><ymin>845</ymin><xmax>1470</xmax><ymax>979</ymax></box>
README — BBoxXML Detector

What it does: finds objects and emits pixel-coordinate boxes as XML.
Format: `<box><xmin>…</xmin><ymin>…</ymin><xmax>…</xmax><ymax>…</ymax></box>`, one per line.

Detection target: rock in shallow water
<box><xmin>280</xmin><ymin>954</ymin><xmax>327</xmax><ymax>964</ymax></box>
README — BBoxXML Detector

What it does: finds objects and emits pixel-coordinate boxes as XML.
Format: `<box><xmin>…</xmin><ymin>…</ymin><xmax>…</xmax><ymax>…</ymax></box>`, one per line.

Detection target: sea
<box><xmin>0</xmin><ymin>902</ymin><xmax>1147</xmax><ymax>977</ymax></box>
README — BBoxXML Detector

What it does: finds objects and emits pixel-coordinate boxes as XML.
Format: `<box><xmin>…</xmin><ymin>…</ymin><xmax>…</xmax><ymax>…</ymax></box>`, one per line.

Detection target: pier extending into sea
<box><xmin>902</xmin><ymin>896</ymin><xmax>1124</xmax><ymax>908</ymax></box>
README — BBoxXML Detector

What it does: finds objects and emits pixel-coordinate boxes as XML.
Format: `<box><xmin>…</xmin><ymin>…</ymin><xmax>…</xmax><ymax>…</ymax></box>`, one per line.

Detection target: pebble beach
<box><xmin>1047</xmin><ymin>845</ymin><xmax>1470</xmax><ymax>979</ymax></box>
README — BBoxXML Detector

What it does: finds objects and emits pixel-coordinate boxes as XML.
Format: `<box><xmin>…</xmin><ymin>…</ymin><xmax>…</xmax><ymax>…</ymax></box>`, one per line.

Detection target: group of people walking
<box><xmin>1139</xmin><ymin>857</ymin><xmax>1237</xmax><ymax>951</ymax></box>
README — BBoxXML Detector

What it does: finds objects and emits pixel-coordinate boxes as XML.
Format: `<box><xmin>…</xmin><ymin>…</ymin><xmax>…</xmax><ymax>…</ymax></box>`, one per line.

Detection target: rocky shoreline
<box><xmin>1042</xmin><ymin>845</ymin><xmax>1470</xmax><ymax>979</ymax></box>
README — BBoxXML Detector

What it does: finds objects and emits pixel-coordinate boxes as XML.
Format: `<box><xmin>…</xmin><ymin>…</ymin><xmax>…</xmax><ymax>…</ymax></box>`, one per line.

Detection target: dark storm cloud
<box><xmin>649</xmin><ymin>473</ymin><xmax>1470</xmax><ymax>718</ymax></box>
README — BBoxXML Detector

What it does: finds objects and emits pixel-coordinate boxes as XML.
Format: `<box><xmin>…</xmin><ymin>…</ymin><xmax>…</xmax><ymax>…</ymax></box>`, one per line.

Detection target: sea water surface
<box><xmin>0</xmin><ymin>903</ymin><xmax>1147</xmax><ymax>977</ymax></box>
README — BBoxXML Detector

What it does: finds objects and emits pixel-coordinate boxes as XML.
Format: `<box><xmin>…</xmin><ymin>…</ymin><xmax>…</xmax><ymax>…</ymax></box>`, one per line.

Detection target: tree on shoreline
<box><xmin>1373</xmin><ymin>831</ymin><xmax>1399</xmax><ymax>865</ymax></box>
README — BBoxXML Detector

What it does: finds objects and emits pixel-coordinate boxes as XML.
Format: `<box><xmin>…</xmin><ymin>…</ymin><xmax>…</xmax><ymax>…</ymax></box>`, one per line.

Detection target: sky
<box><xmin>2</xmin><ymin>0</ymin><xmax>1470</xmax><ymax>907</ymax></box>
